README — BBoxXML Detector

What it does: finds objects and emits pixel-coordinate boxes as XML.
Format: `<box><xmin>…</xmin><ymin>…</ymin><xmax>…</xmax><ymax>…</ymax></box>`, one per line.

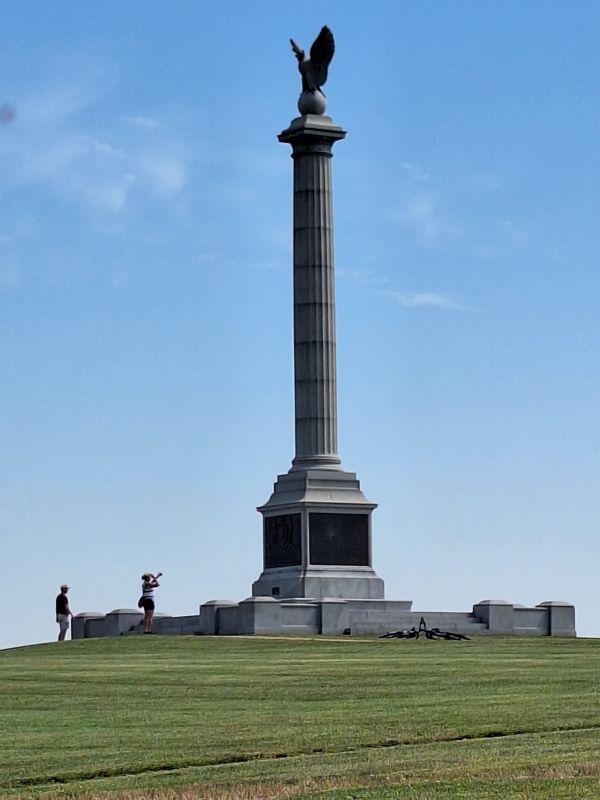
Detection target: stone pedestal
<box><xmin>537</xmin><ymin>601</ymin><xmax>576</xmax><ymax>636</ymax></box>
<box><xmin>472</xmin><ymin>599</ymin><xmax>515</xmax><ymax>634</ymax></box>
<box><xmin>199</xmin><ymin>599</ymin><xmax>237</xmax><ymax>635</ymax></box>
<box><xmin>104</xmin><ymin>609</ymin><xmax>143</xmax><ymax>637</ymax></box>
<box><xmin>72</xmin><ymin>612</ymin><xmax>104</xmax><ymax>640</ymax></box>
<box><xmin>253</xmin><ymin>113</ymin><xmax>384</xmax><ymax>601</ymax></box>
<box><xmin>253</xmin><ymin>468</ymin><xmax>383</xmax><ymax>599</ymax></box>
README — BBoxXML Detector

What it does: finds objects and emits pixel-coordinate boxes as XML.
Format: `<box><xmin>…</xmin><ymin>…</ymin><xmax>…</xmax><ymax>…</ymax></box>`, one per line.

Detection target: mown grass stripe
<box><xmin>8</xmin><ymin>723</ymin><xmax>600</xmax><ymax>791</ymax></box>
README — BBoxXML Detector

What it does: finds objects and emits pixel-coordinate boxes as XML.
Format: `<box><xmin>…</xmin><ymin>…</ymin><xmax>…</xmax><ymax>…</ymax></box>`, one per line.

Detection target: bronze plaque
<box><xmin>309</xmin><ymin>513</ymin><xmax>369</xmax><ymax>566</ymax></box>
<box><xmin>264</xmin><ymin>514</ymin><xmax>302</xmax><ymax>568</ymax></box>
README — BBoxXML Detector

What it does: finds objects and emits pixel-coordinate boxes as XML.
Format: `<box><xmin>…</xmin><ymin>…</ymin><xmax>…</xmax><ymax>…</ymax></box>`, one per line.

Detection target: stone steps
<box><xmin>348</xmin><ymin>610</ymin><xmax>488</xmax><ymax>636</ymax></box>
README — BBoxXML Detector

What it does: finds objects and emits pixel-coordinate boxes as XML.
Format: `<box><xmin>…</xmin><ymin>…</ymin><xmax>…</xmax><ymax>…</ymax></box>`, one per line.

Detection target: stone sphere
<box><xmin>298</xmin><ymin>90</ymin><xmax>326</xmax><ymax>116</ymax></box>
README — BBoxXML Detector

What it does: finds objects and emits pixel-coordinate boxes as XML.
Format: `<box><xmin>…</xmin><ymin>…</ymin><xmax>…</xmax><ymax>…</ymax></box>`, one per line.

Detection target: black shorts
<box><xmin>142</xmin><ymin>598</ymin><xmax>155</xmax><ymax>612</ymax></box>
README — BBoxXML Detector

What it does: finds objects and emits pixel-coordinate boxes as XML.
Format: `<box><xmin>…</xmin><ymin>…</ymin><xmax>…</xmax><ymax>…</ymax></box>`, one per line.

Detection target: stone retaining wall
<box><xmin>72</xmin><ymin>598</ymin><xmax>575</xmax><ymax>639</ymax></box>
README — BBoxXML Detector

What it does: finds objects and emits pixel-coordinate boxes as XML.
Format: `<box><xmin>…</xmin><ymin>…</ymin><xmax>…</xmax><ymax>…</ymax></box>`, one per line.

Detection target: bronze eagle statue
<box><xmin>290</xmin><ymin>26</ymin><xmax>335</xmax><ymax>95</ymax></box>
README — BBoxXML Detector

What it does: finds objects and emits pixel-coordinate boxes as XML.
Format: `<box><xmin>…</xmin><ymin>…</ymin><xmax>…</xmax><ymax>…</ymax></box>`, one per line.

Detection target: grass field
<box><xmin>1</xmin><ymin>635</ymin><xmax>600</xmax><ymax>799</ymax></box>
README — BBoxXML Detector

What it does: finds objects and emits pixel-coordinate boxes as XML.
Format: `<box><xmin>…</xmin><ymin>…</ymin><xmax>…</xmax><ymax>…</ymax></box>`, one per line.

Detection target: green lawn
<box><xmin>1</xmin><ymin>635</ymin><xmax>600</xmax><ymax>799</ymax></box>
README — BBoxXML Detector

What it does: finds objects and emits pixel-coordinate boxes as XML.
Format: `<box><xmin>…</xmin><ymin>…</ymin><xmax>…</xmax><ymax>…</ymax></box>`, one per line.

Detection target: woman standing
<box><xmin>140</xmin><ymin>572</ymin><xmax>162</xmax><ymax>633</ymax></box>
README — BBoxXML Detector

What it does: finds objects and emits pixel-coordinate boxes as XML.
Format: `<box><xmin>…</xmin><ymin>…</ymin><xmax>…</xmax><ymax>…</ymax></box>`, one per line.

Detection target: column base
<box><xmin>252</xmin><ymin>566</ymin><xmax>384</xmax><ymax>600</ymax></box>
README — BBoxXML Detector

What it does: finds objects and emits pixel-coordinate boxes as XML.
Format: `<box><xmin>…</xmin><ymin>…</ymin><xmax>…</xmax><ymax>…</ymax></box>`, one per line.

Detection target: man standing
<box><xmin>55</xmin><ymin>584</ymin><xmax>73</xmax><ymax>642</ymax></box>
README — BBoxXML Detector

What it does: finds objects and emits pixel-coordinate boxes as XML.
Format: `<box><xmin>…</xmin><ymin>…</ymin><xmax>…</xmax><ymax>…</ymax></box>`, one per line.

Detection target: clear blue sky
<box><xmin>2</xmin><ymin>2</ymin><xmax>599</xmax><ymax>649</ymax></box>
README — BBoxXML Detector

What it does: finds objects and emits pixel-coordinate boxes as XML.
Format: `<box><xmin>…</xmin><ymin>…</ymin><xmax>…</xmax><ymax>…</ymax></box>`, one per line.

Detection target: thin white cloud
<box><xmin>81</xmin><ymin>173</ymin><xmax>136</xmax><ymax>214</ymax></box>
<box><xmin>122</xmin><ymin>115</ymin><xmax>165</xmax><ymax>131</ymax></box>
<box><xmin>380</xmin><ymin>290</ymin><xmax>462</xmax><ymax>310</ymax></box>
<box><xmin>16</xmin><ymin>86</ymin><xmax>91</xmax><ymax>130</ymax></box>
<box><xmin>400</xmin><ymin>192</ymin><xmax>444</xmax><ymax>244</ymax></box>
<box><xmin>88</xmin><ymin>138</ymin><xmax>123</xmax><ymax>158</ymax></box>
<box><xmin>13</xmin><ymin>134</ymin><xmax>123</xmax><ymax>183</ymax></box>
<box><xmin>337</xmin><ymin>268</ymin><xmax>371</xmax><ymax>281</ymax></box>
<box><xmin>401</xmin><ymin>162</ymin><xmax>431</xmax><ymax>182</ymax></box>
<box><xmin>394</xmin><ymin>163</ymin><xmax>466</xmax><ymax>247</ymax></box>
<box><xmin>137</xmin><ymin>152</ymin><xmax>187</xmax><ymax>197</ymax></box>
<box><xmin>0</xmin><ymin>84</ymin><xmax>188</xmax><ymax>217</ymax></box>
<box><xmin>337</xmin><ymin>268</ymin><xmax>390</xmax><ymax>286</ymax></box>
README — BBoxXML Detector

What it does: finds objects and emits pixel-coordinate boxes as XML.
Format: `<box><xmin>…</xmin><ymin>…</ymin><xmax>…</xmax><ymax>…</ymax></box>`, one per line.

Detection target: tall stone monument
<box><xmin>70</xmin><ymin>28</ymin><xmax>576</xmax><ymax>640</ymax></box>
<box><xmin>252</xmin><ymin>27</ymin><xmax>384</xmax><ymax>601</ymax></box>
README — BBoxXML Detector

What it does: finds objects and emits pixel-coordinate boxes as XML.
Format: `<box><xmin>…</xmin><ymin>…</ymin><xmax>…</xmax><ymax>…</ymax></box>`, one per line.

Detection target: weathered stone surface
<box><xmin>199</xmin><ymin>599</ymin><xmax>240</xmax><ymax>635</ymax></box>
<box><xmin>537</xmin><ymin>601</ymin><xmax>576</xmax><ymax>636</ymax></box>
<box><xmin>253</xmin><ymin>114</ymin><xmax>384</xmax><ymax>601</ymax></box>
<box><xmin>72</xmin><ymin>612</ymin><xmax>104</xmax><ymax>640</ymax></box>
<box><xmin>472</xmin><ymin>600</ymin><xmax>515</xmax><ymax>634</ymax></box>
<box><xmin>279</xmin><ymin>115</ymin><xmax>345</xmax><ymax>470</ymax></box>
<box><xmin>71</xmin><ymin>596</ymin><xmax>576</xmax><ymax>638</ymax></box>
<box><xmin>104</xmin><ymin>609</ymin><xmax>144</xmax><ymax>637</ymax></box>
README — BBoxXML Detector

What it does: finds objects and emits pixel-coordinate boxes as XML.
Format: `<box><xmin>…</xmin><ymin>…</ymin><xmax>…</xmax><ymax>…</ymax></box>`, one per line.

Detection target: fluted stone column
<box><xmin>279</xmin><ymin>116</ymin><xmax>345</xmax><ymax>470</ymax></box>
<box><xmin>252</xmin><ymin>112</ymin><xmax>384</xmax><ymax>602</ymax></box>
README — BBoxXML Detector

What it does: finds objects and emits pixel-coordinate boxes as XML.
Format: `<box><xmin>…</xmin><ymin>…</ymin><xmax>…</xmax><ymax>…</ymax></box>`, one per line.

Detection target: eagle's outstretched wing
<box><xmin>307</xmin><ymin>26</ymin><xmax>335</xmax><ymax>90</ymax></box>
<box><xmin>290</xmin><ymin>38</ymin><xmax>304</xmax><ymax>63</ymax></box>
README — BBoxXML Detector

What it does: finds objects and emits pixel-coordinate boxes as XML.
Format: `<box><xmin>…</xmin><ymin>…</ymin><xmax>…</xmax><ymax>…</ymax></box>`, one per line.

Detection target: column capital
<box><xmin>278</xmin><ymin>115</ymin><xmax>346</xmax><ymax>149</ymax></box>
